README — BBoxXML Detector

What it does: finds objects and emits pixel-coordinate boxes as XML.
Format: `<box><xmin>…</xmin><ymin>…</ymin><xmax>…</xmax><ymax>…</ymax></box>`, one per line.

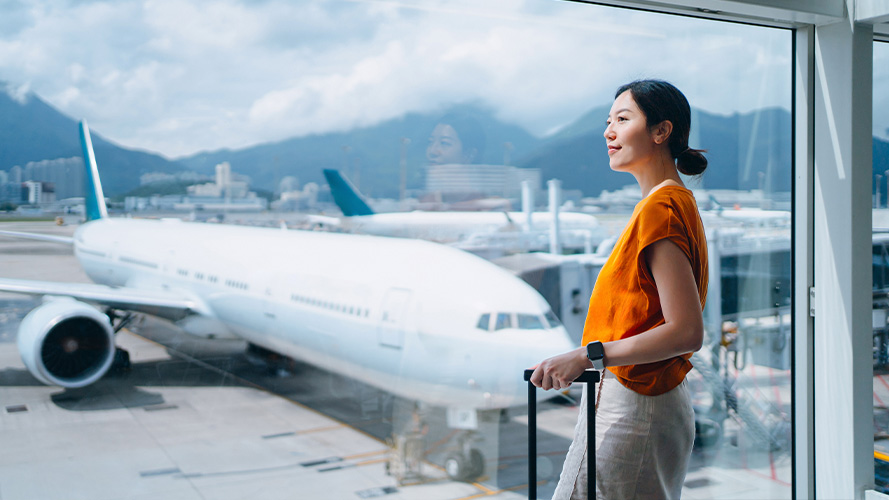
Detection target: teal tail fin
<box><xmin>79</xmin><ymin>120</ymin><xmax>108</xmax><ymax>221</ymax></box>
<box><xmin>323</xmin><ymin>169</ymin><xmax>374</xmax><ymax>216</ymax></box>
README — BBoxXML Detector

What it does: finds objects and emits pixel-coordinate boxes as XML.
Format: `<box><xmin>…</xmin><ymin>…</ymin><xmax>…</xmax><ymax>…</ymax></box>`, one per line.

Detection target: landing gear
<box><xmin>443</xmin><ymin>431</ymin><xmax>485</xmax><ymax>482</ymax></box>
<box><xmin>444</xmin><ymin>448</ymin><xmax>484</xmax><ymax>482</ymax></box>
<box><xmin>109</xmin><ymin>347</ymin><xmax>131</xmax><ymax>374</ymax></box>
<box><xmin>245</xmin><ymin>343</ymin><xmax>294</xmax><ymax>376</ymax></box>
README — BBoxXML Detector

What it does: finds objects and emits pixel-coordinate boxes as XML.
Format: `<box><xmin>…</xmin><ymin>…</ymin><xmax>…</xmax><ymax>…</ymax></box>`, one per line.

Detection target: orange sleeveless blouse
<box><xmin>581</xmin><ymin>185</ymin><xmax>708</xmax><ymax>396</ymax></box>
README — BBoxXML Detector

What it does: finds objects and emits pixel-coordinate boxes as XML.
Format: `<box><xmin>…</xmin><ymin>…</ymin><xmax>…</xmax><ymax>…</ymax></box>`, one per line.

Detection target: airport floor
<box><xmin>0</xmin><ymin>219</ymin><xmax>818</xmax><ymax>499</ymax></box>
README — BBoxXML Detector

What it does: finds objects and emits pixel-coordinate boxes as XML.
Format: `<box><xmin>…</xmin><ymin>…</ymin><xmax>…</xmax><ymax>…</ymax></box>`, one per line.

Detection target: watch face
<box><xmin>587</xmin><ymin>341</ymin><xmax>604</xmax><ymax>360</ymax></box>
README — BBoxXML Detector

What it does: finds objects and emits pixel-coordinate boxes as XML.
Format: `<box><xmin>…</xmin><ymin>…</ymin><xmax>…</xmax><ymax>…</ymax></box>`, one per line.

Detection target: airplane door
<box><xmin>377</xmin><ymin>288</ymin><xmax>412</xmax><ymax>349</ymax></box>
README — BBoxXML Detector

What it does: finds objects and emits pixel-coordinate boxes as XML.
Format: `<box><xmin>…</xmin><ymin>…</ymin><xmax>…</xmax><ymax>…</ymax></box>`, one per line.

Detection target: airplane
<box><xmin>315</xmin><ymin>169</ymin><xmax>609</xmax><ymax>251</ymax></box>
<box><xmin>0</xmin><ymin>121</ymin><xmax>576</xmax><ymax>482</ymax></box>
<box><xmin>701</xmin><ymin>194</ymin><xmax>790</xmax><ymax>226</ymax></box>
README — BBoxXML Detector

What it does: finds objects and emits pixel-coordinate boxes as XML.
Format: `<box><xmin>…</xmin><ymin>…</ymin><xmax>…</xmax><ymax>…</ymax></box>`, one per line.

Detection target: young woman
<box><xmin>426</xmin><ymin>112</ymin><xmax>486</xmax><ymax>165</ymax></box>
<box><xmin>530</xmin><ymin>79</ymin><xmax>709</xmax><ymax>500</ymax></box>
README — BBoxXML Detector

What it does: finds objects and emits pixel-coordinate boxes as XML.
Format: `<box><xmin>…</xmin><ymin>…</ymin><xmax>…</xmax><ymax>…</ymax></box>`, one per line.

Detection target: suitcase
<box><xmin>523</xmin><ymin>369</ymin><xmax>600</xmax><ymax>500</ymax></box>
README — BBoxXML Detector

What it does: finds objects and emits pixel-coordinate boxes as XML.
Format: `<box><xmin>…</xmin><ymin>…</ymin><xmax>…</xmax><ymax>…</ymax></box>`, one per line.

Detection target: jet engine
<box><xmin>17</xmin><ymin>298</ymin><xmax>116</xmax><ymax>388</ymax></box>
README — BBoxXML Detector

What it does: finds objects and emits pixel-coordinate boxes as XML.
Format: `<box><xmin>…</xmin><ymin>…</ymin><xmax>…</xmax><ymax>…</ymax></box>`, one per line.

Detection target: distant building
<box><xmin>187</xmin><ymin>162</ymin><xmax>251</xmax><ymax>199</ymax></box>
<box><xmin>20</xmin><ymin>157</ymin><xmax>83</xmax><ymax>200</ymax></box>
<box><xmin>128</xmin><ymin>162</ymin><xmax>263</xmax><ymax>213</ymax></box>
<box><xmin>139</xmin><ymin>171</ymin><xmax>205</xmax><ymax>185</ymax></box>
<box><xmin>8</xmin><ymin>165</ymin><xmax>22</xmax><ymax>184</ymax></box>
<box><xmin>22</xmin><ymin>181</ymin><xmax>55</xmax><ymax>205</ymax></box>
<box><xmin>272</xmin><ymin>182</ymin><xmax>319</xmax><ymax>211</ymax></box>
<box><xmin>0</xmin><ymin>182</ymin><xmax>22</xmax><ymax>203</ymax></box>
<box><xmin>425</xmin><ymin>164</ymin><xmax>541</xmax><ymax>201</ymax></box>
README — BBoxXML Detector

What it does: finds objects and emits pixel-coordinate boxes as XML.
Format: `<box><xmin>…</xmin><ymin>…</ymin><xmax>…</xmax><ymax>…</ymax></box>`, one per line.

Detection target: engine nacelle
<box><xmin>17</xmin><ymin>298</ymin><xmax>116</xmax><ymax>388</ymax></box>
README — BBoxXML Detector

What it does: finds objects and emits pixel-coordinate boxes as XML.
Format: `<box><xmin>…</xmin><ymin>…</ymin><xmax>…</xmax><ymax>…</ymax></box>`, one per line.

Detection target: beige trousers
<box><xmin>551</xmin><ymin>370</ymin><xmax>695</xmax><ymax>500</ymax></box>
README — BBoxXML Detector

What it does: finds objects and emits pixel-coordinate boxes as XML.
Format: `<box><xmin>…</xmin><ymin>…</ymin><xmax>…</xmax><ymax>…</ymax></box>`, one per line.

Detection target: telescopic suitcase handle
<box><xmin>523</xmin><ymin>369</ymin><xmax>600</xmax><ymax>500</ymax></box>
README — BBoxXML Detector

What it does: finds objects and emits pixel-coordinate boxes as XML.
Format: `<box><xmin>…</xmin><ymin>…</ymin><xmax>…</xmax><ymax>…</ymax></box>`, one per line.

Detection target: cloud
<box><xmin>0</xmin><ymin>0</ymin><xmax>795</xmax><ymax>157</ymax></box>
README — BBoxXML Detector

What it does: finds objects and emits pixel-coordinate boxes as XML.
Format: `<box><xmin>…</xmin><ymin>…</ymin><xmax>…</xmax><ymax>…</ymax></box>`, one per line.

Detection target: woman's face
<box><xmin>603</xmin><ymin>91</ymin><xmax>660</xmax><ymax>173</ymax></box>
<box><xmin>427</xmin><ymin>124</ymin><xmax>466</xmax><ymax>165</ymax></box>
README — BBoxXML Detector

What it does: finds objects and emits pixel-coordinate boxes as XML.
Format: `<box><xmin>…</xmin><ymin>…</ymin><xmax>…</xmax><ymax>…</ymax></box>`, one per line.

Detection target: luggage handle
<box><xmin>523</xmin><ymin>369</ymin><xmax>600</xmax><ymax>500</ymax></box>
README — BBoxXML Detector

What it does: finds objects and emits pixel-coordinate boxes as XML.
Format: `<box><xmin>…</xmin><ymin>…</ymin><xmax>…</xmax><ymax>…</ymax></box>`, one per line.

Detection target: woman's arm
<box><xmin>530</xmin><ymin>238</ymin><xmax>703</xmax><ymax>391</ymax></box>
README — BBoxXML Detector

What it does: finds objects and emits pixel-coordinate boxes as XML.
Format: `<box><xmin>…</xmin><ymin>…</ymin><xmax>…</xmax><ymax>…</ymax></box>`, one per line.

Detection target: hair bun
<box><xmin>677</xmin><ymin>147</ymin><xmax>708</xmax><ymax>176</ymax></box>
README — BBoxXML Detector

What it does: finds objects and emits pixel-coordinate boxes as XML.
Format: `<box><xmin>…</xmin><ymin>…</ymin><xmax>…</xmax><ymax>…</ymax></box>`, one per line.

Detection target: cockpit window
<box><xmin>494</xmin><ymin>313</ymin><xmax>512</xmax><ymax>330</ymax></box>
<box><xmin>517</xmin><ymin>314</ymin><xmax>545</xmax><ymax>330</ymax></box>
<box><xmin>476</xmin><ymin>313</ymin><xmax>491</xmax><ymax>331</ymax></box>
<box><xmin>544</xmin><ymin>310</ymin><xmax>562</xmax><ymax>328</ymax></box>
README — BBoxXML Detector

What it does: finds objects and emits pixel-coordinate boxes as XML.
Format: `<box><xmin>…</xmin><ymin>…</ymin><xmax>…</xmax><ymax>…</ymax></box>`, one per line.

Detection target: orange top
<box><xmin>581</xmin><ymin>185</ymin><xmax>708</xmax><ymax>396</ymax></box>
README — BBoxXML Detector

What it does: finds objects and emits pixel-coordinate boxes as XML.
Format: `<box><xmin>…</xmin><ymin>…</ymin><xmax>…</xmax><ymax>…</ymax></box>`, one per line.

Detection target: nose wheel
<box><xmin>444</xmin><ymin>447</ymin><xmax>484</xmax><ymax>482</ymax></box>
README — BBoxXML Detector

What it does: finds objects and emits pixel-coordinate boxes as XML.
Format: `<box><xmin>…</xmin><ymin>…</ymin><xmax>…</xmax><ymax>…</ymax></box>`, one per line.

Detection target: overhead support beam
<box><xmin>812</xmin><ymin>18</ymin><xmax>874</xmax><ymax>500</ymax></box>
<box><xmin>576</xmin><ymin>0</ymin><xmax>844</xmax><ymax>27</ymax></box>
<box><xmin>854</xmin><ymin>0</ymin><xmax>889</xmax><ymax>23</ymax></box>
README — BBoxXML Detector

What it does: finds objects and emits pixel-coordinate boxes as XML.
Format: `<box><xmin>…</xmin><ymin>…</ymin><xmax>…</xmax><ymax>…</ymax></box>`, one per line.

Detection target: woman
<box><xmin>530</xmin><ymin>79</ymin><xmax>709</xmax><ymax>500</ymax></box>
<box><xmin>426</xmin><ymin>112</ymin><xmax>486</xmax><ymax>165</ymax></box>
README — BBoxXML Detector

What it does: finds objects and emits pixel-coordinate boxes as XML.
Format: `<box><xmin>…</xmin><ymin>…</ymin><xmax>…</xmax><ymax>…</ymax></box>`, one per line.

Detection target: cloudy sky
<box><xmin>0</xmin><ymin>0</ymin><xmax>858</xmax><ymax>159</ymax></box>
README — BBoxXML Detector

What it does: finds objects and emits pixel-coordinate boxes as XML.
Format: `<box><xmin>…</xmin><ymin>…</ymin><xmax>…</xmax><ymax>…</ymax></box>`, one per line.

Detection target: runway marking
<box><xmin>262</xmin><ymin>431</ymin><xmax>296</xmax><ymax>439</ymax></box>
<box><xmin>139</xmin><ymin>467</ymin><xmax>181</xmax><ymax>477</ymax></box>
<box><xmin>300</xmin><ymin>457</ymin><xmax>343</xmax><ymax>467</ymax></box>
<box><xmin>143</xmin><ymin>403</ymin><xmax>179</xmax><ymax>412</ymax></box>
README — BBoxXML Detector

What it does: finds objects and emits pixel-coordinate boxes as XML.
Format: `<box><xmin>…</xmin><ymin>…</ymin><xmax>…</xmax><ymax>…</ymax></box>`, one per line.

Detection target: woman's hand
<box><xmin>529</xmin><ymin>346</ymin><xmax>592</xmax><ymax>391</ymax></box>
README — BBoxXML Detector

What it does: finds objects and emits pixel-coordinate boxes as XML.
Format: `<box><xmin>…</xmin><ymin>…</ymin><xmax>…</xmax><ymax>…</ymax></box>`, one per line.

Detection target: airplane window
<box><xmin>517</xmin><ymin>314</ymin><xmax>545</xmax><ymax>330</ymax></box>
<box><xmin>544</xmin><ymin>310</ymin><xmax>562</xmax><ymax>328</ymax></box>
<box><xmin>494</xmin><ymin>313</ymin><xmax>512</xmax><ymax>330</ymax></box>
<box><xmin>476</xmin><ymin>313</ymin><xmax>491</xmax><ymax>331</ymax></box>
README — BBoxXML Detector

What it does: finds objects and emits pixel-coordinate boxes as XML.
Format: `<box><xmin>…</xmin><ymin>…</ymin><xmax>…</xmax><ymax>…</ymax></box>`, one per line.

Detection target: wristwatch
<box><xmin>586</xmin><ymin>341</ymin><xmax>606</xmax><ymax>371</ymax></box>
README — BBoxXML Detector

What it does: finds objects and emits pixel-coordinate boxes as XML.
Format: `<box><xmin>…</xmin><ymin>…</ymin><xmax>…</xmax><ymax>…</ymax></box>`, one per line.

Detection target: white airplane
<box><xmin>701</xmin><ymin>194</ymin><xmax>790</xmax><ymax>226</ymax></box>
<box><xmin>0</xmin><ymin>121</ymin><xmax>576</xmax><ymax>481</ymax></box>
<box><xmin>317</xmin><ymin>169</ymin><xmax>608</xmax><ymax>249</ymax></box>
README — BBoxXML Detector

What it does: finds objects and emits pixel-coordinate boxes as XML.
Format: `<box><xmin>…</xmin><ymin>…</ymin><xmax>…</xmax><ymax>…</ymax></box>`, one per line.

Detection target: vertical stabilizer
<box><xmin>323</xmin><ymin>169</ymin><xmax>375</xmax><ymax>216</ymax></box>
<box><xmin>79</xmin><ymin>120</ymin><xmax>108</xmax><ymax>221</ymax></box>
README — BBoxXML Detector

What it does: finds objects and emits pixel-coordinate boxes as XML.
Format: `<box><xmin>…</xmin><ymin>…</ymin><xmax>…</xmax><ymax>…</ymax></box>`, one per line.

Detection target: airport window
<box><xmin>494</xmin><ymin>313</ymin><xmax>512</xmax><ymax>331</ymax></box>
<box><xmin>476</xmin><ymin>313</ymin><xmax>491</xmax><ymax>331</ymax></box>
<box><xmin>0</xmin><ymin>3</ymin><xmax>798</xmax><ymax>500</ymax></box>
<box><xmin>874</xmin><ymin>39</ymin><xmax>889</xmax><ymax>494</ymax></box>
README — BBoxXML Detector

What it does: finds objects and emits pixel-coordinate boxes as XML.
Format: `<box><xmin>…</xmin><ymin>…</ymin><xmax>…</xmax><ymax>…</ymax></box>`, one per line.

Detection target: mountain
<box><xmin>4</xmin><ymin>82</ymin><xmax>888</xmax><ymax>200</ymax></box>
<box><xmin>516</xmin><ymin>106</ymin><xmax>793</xmax><ymax>195</ymax></box>
<box><xmin>176</xmin><ymin>104</ymin><xmax>542</xmax><ymax>198</ymax></box>
<box><xmin>0</xmin><ymin>85</ymin><xmax>185</xmax><ymax>195</ymax></box>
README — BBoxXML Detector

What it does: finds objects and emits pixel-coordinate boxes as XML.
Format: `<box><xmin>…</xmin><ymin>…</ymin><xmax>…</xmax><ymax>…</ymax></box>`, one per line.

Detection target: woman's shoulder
<box><xmin>640</xmin><ymin>185</ymin><xmax>698</xmax><ymax>214</ymax></box>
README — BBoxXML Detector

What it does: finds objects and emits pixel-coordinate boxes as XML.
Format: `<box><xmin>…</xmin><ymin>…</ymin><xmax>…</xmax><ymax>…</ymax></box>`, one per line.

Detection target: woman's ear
<box><xmin>652</xmin><ymin>120</ymin><xmax>673</xmax><ymax>145</ymax></box>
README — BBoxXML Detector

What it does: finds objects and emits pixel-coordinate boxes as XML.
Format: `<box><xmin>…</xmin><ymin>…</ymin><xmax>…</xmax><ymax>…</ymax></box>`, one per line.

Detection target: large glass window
<box><xmin>0</xmin><ymin>1</ymin><xmax>792</xmax><ymax>499</ymax></box>
<box><xmin>873</xmin><ymin>39</ymin><xmax>889</xmax><ymax>494</ymax></box>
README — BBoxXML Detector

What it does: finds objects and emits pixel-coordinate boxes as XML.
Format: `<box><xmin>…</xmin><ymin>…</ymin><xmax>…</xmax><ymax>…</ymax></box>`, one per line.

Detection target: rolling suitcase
<box><xmin>523</xmin><ymin>369</ymin><xmax>600</xmax><ymax>500</ymax></box>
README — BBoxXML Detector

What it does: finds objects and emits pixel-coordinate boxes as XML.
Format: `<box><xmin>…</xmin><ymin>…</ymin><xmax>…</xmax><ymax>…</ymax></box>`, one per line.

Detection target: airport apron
<box><xmin>551</xmin><ymin>369</ymin><xmax>695</xmax><ymax>500</ymax></box>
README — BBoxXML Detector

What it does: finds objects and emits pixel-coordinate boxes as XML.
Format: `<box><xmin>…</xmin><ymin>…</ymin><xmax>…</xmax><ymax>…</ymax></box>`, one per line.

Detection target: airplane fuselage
<box><xmin>72</xmin><ymin>217</ymin><xmax>576</xmax><ymax>410</ymax></box>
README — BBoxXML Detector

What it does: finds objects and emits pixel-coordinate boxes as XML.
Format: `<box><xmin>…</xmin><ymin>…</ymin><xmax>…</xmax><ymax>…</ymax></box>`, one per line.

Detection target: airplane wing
<box><xmin>0</xmin><ymin>230</ymin><xmax>75</xmax><ymax>245</ymax></box>
<box><xmin>0</xmin><ymin>278</ymin><xmax>205</xmax><ymax>320</ymax></box>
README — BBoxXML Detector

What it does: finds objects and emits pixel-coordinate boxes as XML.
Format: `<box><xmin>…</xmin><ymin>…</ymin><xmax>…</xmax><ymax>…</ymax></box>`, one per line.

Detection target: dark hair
<box><xmin>615</xmin><ymin>79</ymin><xmax>707</xmax><ymax>176</ymax></box>
<box><xmin>438</xmin><ymin>112</ymin><xmax>486</xmax><ymax>163</ymax></box>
